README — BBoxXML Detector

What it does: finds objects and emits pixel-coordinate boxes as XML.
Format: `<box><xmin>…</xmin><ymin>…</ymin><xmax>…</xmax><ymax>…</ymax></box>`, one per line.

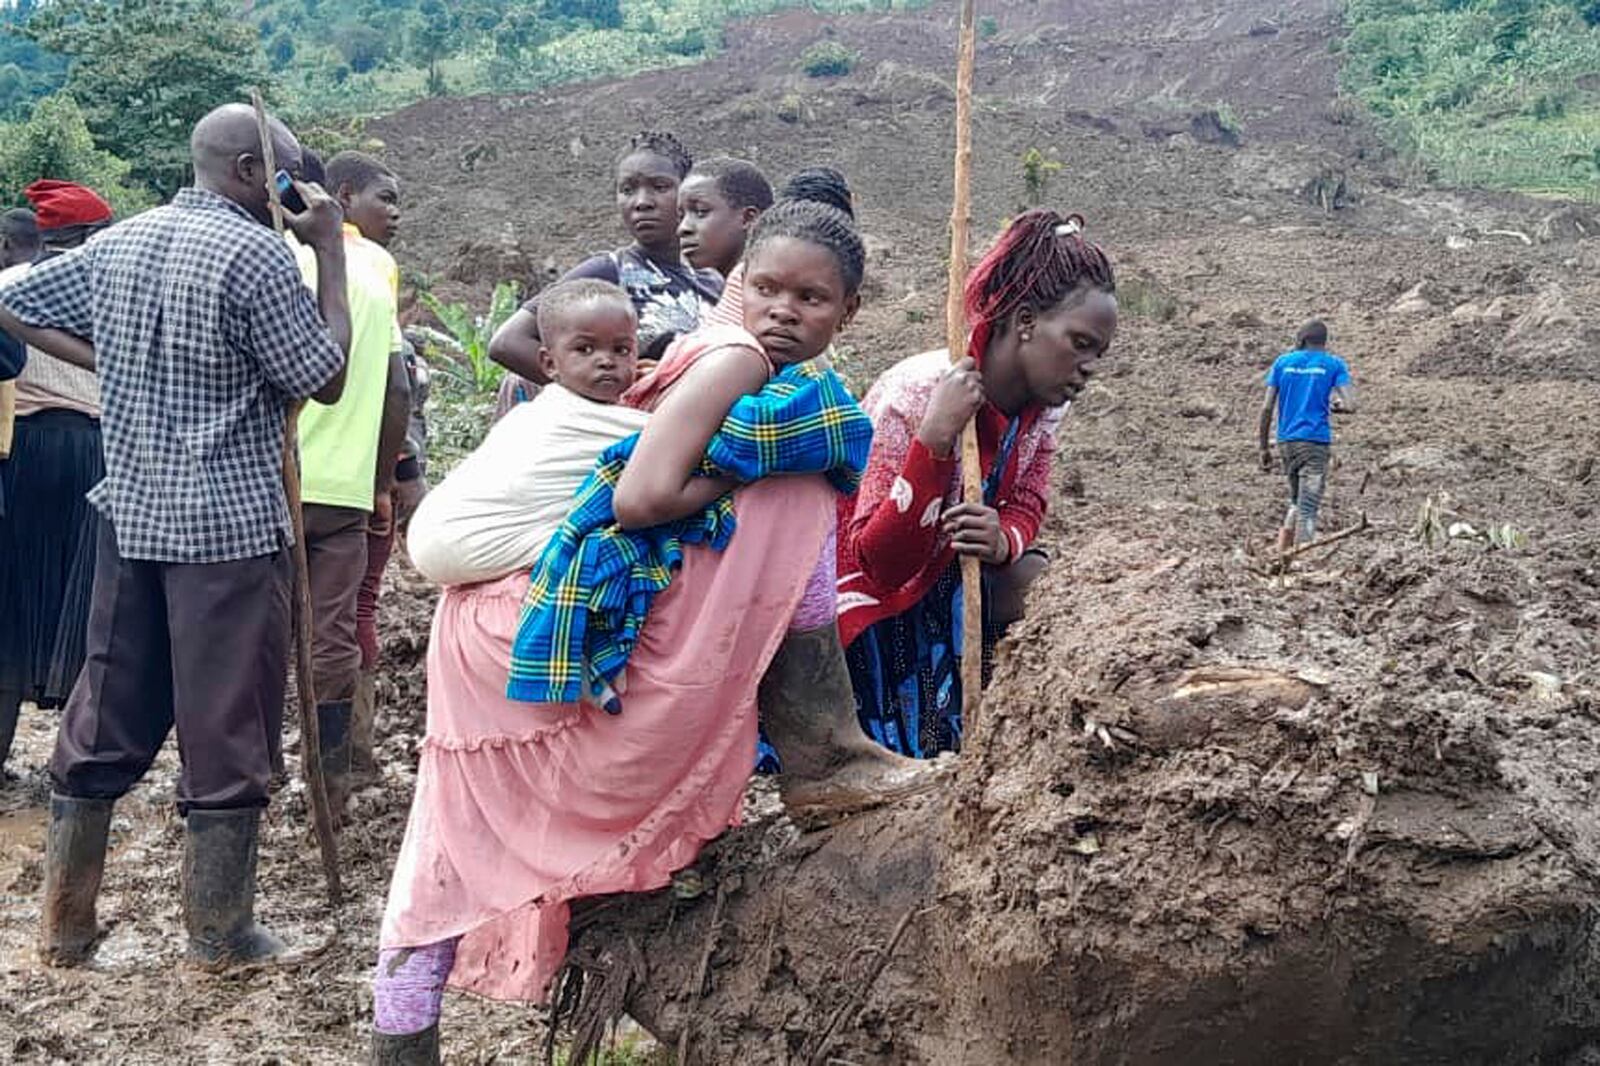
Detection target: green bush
<box><xmin>418</xmin><ymin>280</ymin><xmax>522</xmax><ymax>396</ymax></box>
<box><xmin>1341</xmin><ymin>0</ymin><xmax>1600</xmax><ymax>196</ymax></box>
<box><xmin>799</xmin><ymin>40</ymin><xmax>857</xmax><ymax>77</ymax></box>
<box><xmin>1019</xmin><ymin>146</ymin><xmax>1063</xmax><ymax>206</ymax></box>
<box><xmin>0</xmin><ymin>94</ymin><xmax>154</xmax><ymax>218</ymax></box>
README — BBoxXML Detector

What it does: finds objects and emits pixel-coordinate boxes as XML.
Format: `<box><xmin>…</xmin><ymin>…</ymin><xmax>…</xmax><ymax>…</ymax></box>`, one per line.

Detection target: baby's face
<box><xmin>540</xmin><ymin>298</ymin><xmax>639</xmax><ymax>404</ymax></box>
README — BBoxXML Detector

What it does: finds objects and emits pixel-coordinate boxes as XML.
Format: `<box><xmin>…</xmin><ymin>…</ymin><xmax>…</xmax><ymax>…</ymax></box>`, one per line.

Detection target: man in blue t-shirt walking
<box><xmin>1258</xmin><ymin>319</ymin><xmax>1356</xmax><ymax>552</ymax></box>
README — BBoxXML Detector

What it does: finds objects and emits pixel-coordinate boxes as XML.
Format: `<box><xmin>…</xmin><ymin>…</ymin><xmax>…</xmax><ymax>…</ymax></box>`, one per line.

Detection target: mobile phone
<box><xmin>273</xmin><ymin>170</ymin><xmax>308</xmax><ymax>214</ymax></box>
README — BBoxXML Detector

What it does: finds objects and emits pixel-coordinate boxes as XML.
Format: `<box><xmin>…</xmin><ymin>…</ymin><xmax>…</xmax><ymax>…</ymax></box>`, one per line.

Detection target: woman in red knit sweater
<box><xmin>838</xmin><ymin>210</ymin><xmax>1118</xmax><ymax>756</ymax></box>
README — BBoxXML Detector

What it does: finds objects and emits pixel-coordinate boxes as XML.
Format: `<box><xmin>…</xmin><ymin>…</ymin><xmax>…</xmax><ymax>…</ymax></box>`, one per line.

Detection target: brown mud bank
<box><xmin>569</xmin><ymin>532</ymin><xmax>1600</xmax><ymax>1064</ymax></box>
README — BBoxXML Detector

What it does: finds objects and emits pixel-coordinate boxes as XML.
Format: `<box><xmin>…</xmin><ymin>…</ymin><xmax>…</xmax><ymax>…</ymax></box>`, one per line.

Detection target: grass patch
<box><xmin>1340</xmin><ymin>0</ymin><xmax>1600</xmax><ymax>197</ymax></box>
<box><xmin>800</xmin><ymin>40</ymin><xmax>859</xmax><ymax>77</ymax></box>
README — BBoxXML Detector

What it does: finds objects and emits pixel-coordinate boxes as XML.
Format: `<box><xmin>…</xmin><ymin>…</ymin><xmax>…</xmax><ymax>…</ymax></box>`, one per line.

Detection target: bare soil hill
<box><xmin>3</xmin><ymin>0</ymin><xmax>1598</xmax><ymax>1062</ymax></box>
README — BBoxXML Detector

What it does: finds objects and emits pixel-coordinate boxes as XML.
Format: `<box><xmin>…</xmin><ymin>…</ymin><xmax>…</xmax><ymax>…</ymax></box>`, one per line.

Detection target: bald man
<box><xmin>0</xmin><ymin>102</ymin><xmax>352</xmax><ymax>969</ymax></box>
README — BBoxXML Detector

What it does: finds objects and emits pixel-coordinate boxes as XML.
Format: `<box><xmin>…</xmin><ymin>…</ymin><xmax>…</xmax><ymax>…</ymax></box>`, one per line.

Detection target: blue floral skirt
<box><xmin>844</xmin><ymin>563</ymin><xmax>1000</xmax><ymax>758</ymax></box>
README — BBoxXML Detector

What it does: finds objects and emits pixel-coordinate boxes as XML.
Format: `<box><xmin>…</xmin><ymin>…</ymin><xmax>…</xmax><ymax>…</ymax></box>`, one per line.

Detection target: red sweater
<box><xmin>837</xmin><ymin>350</ymin><xmax>1062</xmax><ymax>647</ymax></box>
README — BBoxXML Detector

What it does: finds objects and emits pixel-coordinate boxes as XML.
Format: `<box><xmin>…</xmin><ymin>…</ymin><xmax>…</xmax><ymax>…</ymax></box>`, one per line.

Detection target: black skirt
<box><xmin>0</xmin><ymin>409</ymin><xmax>103</xmax><ymax>704</ymax></box>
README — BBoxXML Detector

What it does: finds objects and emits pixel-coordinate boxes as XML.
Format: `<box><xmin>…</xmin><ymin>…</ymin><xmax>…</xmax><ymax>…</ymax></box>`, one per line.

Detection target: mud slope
<box><xmin>3</xmin><ymin>0</ymin><xmax>1599</xmax><ymax>1061</ymax></box>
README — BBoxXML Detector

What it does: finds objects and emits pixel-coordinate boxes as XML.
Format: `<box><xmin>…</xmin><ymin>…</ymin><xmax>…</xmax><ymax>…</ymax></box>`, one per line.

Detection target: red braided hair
<box><xmin>964</xmin><ymin>209</ymin><xmax>1115</xmax><ymax>366</ymax></box>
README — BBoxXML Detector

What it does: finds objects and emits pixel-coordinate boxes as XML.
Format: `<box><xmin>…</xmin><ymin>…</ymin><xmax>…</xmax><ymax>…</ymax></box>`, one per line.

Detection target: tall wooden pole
<box><xmin>945</xmin><ymin>0</ymin><xmax>984</xmax><ymax>740</ymax></box>
<box><xmin>252</xmin><ymin>89</ymin><xmax>343</xmax><ymax>907</ymax></box>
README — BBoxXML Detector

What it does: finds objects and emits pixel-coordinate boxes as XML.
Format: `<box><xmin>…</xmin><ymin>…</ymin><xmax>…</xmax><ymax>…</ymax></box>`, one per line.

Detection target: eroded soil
<box><xmin>3</xmin><ymin>0</ymin><xmax>1598</xmax><ymax>1060</ymax></box>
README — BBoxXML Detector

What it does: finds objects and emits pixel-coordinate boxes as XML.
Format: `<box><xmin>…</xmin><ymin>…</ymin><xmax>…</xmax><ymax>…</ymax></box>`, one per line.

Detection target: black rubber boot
<box><xmin>758</xmin><ymin>625</ymin><xmax>945</xmax><ymax>827</ymax></box>
<box><xmin>317</xmin><ymin>699</ymin><xmax>354</xmax><ymax>819</ymax></box>
<box><xmin>40</xmin><ymin>793</ymin><xmax>113</xmax><ymax>966</ymax></box>
<box><xmin>0</xmin><ymin>687</ymin><xmax>21</xmax><ymax>776</ymax></box>
<box><xmin>182</xmin><ymin>807</ymin><xmax>288</xmax><ymax>967</ymax></box>
<box><xmin>371</xmin><ymin>1025</ymin><xmax>441</xmax><ymax>1065</ymax></box>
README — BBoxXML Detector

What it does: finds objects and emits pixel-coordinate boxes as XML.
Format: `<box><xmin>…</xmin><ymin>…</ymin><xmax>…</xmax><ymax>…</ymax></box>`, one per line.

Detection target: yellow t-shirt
<box><xmin>294</xmin><ymin>225</ymin><xmax>403</xmax><ymax>511</ymax></box>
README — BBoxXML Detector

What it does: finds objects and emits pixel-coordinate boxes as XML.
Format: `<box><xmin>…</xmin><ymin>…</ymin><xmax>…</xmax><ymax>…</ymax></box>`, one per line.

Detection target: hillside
<box><xmin>3</xmin><ymin>1</ymin><xmax>1599</xmax><ymax>199</ymax></box>
<box><xmin>2</xmin><ymin>0</ymin><xmax>1599</xmax><ymax>1062</ymax></box>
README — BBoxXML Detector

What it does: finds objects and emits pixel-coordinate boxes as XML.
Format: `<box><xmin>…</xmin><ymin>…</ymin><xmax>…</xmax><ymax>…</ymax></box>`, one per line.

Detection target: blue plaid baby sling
<box><xmin>506</xmin><ymin>360</ymin><xmax>871</xmax><ymax>706</ymax></box>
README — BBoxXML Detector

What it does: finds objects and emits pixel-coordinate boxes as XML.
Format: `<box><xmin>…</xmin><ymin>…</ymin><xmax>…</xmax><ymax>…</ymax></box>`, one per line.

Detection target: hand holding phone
<box><xmin>274</xmin><ymin>169</ymin><xmax>309</xmax><ymax>214</ymax></box>
<box><xmin>275</xmin><ymin>174</ymin><xmax>344</xmax><ymax>250</ymax></box>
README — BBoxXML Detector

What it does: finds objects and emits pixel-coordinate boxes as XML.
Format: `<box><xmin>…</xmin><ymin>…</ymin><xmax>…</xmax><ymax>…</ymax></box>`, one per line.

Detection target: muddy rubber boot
<box><xmin>317</xmin><ymin>699</ymin><xmax>354</xmax><ymax>821</ymax></box>
<box><xmin>350</xmin><ymin>670</ymin><xmax>379</xmax><ymax>788</ymax></box>
<box><xmin>182</xmin><ymin>807</ymin><xmax>289</xmax><ymax>968</ymax></box>
<box><xmin>758</xmin><ymin>625</ymin><xmax>945</xmax><ymax>828</ymax></box>
<box><xmin>371</xmin><ymin>1025</ymin><xmax>441</xmax><ymax>1065</ymax></box>
<box><xmin>40</xmin><ymin>793</ymin><xmax>113</xmax><ymax>966</ymax></box>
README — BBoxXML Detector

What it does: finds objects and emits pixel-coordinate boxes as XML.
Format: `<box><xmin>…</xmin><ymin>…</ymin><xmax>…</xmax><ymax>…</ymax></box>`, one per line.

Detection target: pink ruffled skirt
<box><xmin>379</xmin><ymin>476</ymin><xmax>833</xmax><ymax>1002</ymax></box>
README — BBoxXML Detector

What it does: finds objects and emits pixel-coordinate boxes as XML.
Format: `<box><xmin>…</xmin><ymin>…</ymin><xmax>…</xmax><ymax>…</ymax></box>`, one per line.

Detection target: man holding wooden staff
<box><xmin>0</xmin><ymin>102</ymin><xmax>352</xmax><ymax>969</ymax></box>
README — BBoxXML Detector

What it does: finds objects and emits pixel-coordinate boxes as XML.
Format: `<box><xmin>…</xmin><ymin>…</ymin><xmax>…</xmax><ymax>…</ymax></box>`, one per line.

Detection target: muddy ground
<box><xmin>3</xmin><ymin>0</ymin><xmax>1599</xmax><ymax>1061</ymax></box>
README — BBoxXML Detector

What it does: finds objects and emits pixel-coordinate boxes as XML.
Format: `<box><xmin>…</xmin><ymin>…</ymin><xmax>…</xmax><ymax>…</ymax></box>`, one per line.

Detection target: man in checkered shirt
<box><xmin>0</xmin><ymin>103</ymin><xmax>353</xmax><ymax>970</ymax></box>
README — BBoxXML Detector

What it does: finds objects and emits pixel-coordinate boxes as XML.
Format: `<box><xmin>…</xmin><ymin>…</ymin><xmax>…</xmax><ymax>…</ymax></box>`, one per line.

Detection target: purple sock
<box><xmin>373</xmin><ymin>939</ymin><xmax>459</xmax><ymax>1036</ymax></box>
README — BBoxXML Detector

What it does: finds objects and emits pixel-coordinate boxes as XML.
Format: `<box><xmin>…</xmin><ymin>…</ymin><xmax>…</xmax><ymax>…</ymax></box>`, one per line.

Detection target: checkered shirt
<box><xmin>0</xmin><ymin>188</ymin><xmax>345</xmax><ymax>563</ymax></box>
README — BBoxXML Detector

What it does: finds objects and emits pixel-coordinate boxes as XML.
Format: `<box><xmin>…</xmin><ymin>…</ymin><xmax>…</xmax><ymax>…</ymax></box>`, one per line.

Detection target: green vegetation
<box><xmin>0</xmin><ymin>0</ymin><xmax>929</xmax><ymax>209</ymax></box>
<box><xmin>414</xmin><ymin>280</ymin><xmax>522</xmax><ymax>473</ymax></box>
<box><xmin>799</xmin><ymin>39</ymin><xmax>857</xmax><ymax>77</ymax></box>
<box><xmin>0</xmin><ymin>94</ymin><xmax>155</xmax><ymax>216</ymax></box>
<box><xmin>418</xmin><ymin>280</ymin><xmax>522</xmax><ymax>394</ymax></box>
<box><xmin>1019</xmin><ymin>146</ymin><xmax>1063</xmax><ymax>207</ymax></box>
<box><xmin>25</xmin><ymin>0</ymin><xmax>269</xmax><ymax>198</ymax></box>
<box><xmin>1341</xmin><ymin>0</ymin><xmax>1600</xmax><ymax>196</ymax></box>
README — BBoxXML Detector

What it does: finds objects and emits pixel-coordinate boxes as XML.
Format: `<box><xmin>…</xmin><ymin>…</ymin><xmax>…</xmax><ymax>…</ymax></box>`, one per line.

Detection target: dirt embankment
<box><xmin>3</xmin><ymin>0</ymin><xmax>1600</xmax><ymax>1061</ymax></box>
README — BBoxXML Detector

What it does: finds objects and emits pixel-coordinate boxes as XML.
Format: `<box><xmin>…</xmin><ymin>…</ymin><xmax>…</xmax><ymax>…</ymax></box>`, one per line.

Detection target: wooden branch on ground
<box><xmin>806</xmin><ymin>907</ymin><xmax>927</xmax><ymax>1065</ymax></box>
<box><xmin>1271</xmin><ymin>512</ymin><xmax>1373</xmax><ymax>574</ymax></box>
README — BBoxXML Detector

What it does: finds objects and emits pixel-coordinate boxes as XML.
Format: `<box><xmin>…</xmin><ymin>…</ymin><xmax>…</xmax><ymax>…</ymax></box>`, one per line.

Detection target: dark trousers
<box><xmin>50</xmin><ymin>523</ymin><xmax>292</xmax><ymax>811</ymax></box>
<box><xmin>303</xmin><ymin>503</ymin><xmax>368</xmax><ymax>704</ymax></box>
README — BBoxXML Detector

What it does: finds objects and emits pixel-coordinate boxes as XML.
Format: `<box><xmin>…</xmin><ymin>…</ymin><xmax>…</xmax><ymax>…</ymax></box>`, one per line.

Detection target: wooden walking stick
<box><xmin>945</xmin><ymin>0</ymin><xmax>984</xmax><ymax>738</ymax></box>
<box><xmin>252</xmin><ymin>89</ymin><xmax>343</xmax><ymax>906</ymax></box>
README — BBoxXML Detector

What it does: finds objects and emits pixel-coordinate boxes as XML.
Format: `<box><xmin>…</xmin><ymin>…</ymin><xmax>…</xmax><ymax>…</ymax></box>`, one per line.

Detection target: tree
<box><xmin>407</xmin><ymin>0</ymin><xmax>458</xmax><ymax>96</ymax></box>
<box><xmin>334</xmin><ymin>23</ymin><xmax>390</xmax><ymax>73</ymax></box>
<box><xmin>25</xmin><ymin>0</ymin><xmax>271</xmax><ymax>198</ymax></box>
<box><xmin>495</xmin><ymin>9</ymin><xmax>553</xmax><ymax>60</ymax></box>
<box><xmin>0</xmin><ymin>94</ymin><xmax>154</xmax><ymax>217</ymax></box>
<box><xmin>268</xmin><ymin>31</ymin><xmax>296</xmax><ymax>69</ymax></box>
<box><xmin>542</xmin><ymin>0</ymin><xmax>622</xmax><ymax>30</ymax></box>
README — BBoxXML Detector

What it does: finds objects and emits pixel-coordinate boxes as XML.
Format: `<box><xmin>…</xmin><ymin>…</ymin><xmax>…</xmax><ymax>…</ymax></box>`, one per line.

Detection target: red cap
<box><xmin>23</xmin><ymin>180</ymin><xmax>114</xmax><ymax>230</ymax></box>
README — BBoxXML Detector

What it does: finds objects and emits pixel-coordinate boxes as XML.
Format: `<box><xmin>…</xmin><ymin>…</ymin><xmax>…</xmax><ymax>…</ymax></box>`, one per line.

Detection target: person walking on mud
<box><xmin>1258</xmin><ymin>319</ymin><xmax>1356</xmax><ymax>552</ymax></box>
<box><xmin>0</xmin><ymin>103</ymin><xmax>352</xmax><ymax>969</ymax></box>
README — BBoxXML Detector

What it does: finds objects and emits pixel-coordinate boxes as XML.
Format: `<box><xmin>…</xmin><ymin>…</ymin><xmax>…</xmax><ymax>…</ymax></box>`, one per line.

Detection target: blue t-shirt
<box><xmin>1266</xmin><ymin>348</ymin><xmax>1350</xmax><ymax>444</ymax></box>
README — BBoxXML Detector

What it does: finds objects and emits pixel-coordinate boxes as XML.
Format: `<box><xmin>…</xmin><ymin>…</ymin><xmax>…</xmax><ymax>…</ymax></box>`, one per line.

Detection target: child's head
<box><xmin>616</xmin><ymin>131</ymin><xmax>693</xmax><ymax>256</ymax></box>
<box><xmin>325</xmin><ymin>151</ymin><xmax>401</xmax><ymax>247</ymax></box>
<box><xmin>966</xmin><ymin>209</ymin><xmax>1117</xmax><ymax>409</ymax></box>
<box><xmin>536</xmin><ymin>279</ymin><xmax>639</xmax><ymax>404</ymax></box>
<box><xmin>1295</xmin><ymin>319</ymin><xmax>1329</xmax><ymax>350</ymax></box>
<box><xmin>779</xmin><ymin>166</ymin><xmax>854</xmax><ymax>219</ymax></box>
<box><xmin>677</xmin><ymin>156</ymin><xmax>773</xmax><ymax>276</ymax></box>
<box><xmin>740</xmin><ymin>198</ymin><xmax>865</xmax><ymax>366</ymax></box>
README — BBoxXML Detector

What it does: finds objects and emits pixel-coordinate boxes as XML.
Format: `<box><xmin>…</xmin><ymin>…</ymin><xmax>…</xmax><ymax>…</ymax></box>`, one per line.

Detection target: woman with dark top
<box><xmin>488</xmin><ymin>131</ymin><xmax>723</xmax><ymax>419</ymax></box>
<box><xmin>0</xmin><ymin>182</ymin><xmax>115</xmax><ymax>774</ymax></box>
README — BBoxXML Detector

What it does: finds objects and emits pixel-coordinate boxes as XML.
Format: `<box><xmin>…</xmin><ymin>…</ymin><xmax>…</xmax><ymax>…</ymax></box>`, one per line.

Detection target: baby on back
<box><xmin>408</xmin><ymin>279</ymin><xmax>647</xmax><ymax>586</ymax></box>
